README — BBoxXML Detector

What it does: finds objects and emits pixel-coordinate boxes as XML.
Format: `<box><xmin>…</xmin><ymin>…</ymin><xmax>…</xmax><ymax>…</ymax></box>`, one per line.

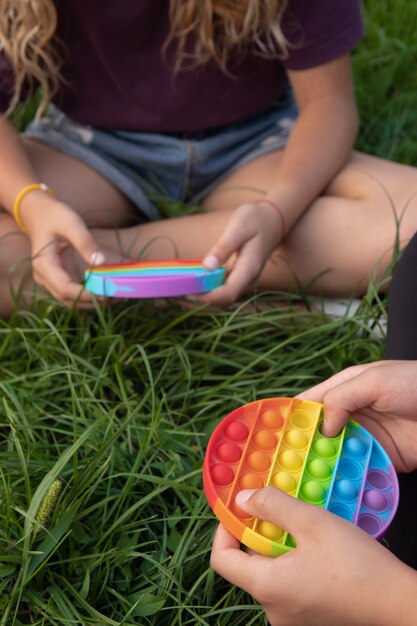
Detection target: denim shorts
<box><xmin>24</xmin><ymin>90</ymin><xmax>297</xmax><ymax>220</ymax></box>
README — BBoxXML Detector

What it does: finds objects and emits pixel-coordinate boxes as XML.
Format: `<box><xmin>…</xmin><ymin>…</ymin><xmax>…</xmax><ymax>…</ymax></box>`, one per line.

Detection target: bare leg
<box><xmin>92</xmin><ymin>150</ymin><xmax>417</xmax><ymax>296</ymax></box>
<box><xmin>2</xmin><ymin>138</ymin><xmax>417</xmax><ymax>315</ymax></box>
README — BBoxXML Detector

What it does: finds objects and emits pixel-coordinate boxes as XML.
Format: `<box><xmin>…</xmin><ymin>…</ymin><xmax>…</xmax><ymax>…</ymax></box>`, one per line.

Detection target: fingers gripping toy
<box><xmin>84</xmin><ymin>260</ymin><xmax>225</xmax><ymax>298</ymax></box>
<box><xmin>203</xmin><ymin>398</ymin><xmax>399</xmax><ymax>556</ymax></box>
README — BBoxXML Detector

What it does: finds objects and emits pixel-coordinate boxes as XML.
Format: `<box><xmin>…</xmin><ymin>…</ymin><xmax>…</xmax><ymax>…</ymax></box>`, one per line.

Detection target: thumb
<box><xmin>64</xmin><ymin>215</ymin><xmax>106</xmax><ymax>267</ymax></box>
<box><xmin>235</xmin><ymin>486</ymin><xmax>321</xmax><ymax>540</ymax></box>
<box><xmin>203</xmin><ymin>213</ymin><xmax>249</xmax><ymax>270</ymax></box>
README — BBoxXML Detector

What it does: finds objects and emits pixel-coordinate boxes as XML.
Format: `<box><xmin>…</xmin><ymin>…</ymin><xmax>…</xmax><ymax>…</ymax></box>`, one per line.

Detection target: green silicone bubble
<box><xmin>301</xmin><ymin>480</ymin><xmax>325</xmax><ymax>503</ymax></box>
<box><xmin>307</xmin><ymin>458</ymin><xmax>331</xmax><ymax>480</ymax></box>
<box><xmin>312</xmin><ymin>438</ymin><xmax>336</xmax><ymax>459</ymax></box>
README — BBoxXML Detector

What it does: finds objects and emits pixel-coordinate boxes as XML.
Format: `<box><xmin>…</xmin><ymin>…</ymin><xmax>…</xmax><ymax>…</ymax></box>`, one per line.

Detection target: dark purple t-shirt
<box><xmin>0</xmin><ymin>0</ymin><xmax>363</xmax><ymax>132</ymax></box>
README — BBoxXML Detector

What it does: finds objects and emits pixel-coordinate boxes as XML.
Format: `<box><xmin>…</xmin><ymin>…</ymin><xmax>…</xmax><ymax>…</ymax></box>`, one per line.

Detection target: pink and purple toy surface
<box><xmin>84</xmin><ymin>259</ymin><xmax>225</xmax><ymax>298</ymax></box>
<box><xmin>203</xmin><ymin>397</ymin><xmax>399</xmax><ymax>556</ymax></box>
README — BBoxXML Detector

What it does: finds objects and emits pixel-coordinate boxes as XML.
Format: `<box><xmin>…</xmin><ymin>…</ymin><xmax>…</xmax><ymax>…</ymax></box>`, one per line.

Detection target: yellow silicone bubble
<box><xmin>284</xmin><ymin>429</ymin><xmax>308</xmax><ymax>450</ymax></box>
<box><xmin>260</xmin><ymin>410</ymin><xmax>283</xmax><ymax>430</ymax></box>
<box><xmin>257</xmin><ymin>521</ymin><xmax>284</xmax><ymax>541</ymax></box>
<box><xmin>289</xmin><ymin>411</ymin><xmax>312</xmax><ymax>430</ymax></box>
<box><xmin>271</xmin><ymin>471</ymin><xmax>296</xmax><ymax>493</ymax></box>
<box><xmin>246</xmin><ymin>451</ymin><xmax>270</xmax><ymax>472</ymax></box>
<box><xmin>278</xmin><ymin>449</ymin><xmax>302</xmax><ymax>471</ymax></box>
<box><xmin>253</xmin><ymin>430</ymin><xmax>277</xmax><ymax>450</ymax></box>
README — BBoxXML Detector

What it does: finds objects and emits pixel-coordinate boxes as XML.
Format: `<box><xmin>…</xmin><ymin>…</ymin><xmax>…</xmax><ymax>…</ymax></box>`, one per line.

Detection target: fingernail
<box><xmin>203</xmin><ymin>255</ymin><xmax>220</xmax><ymax>270</ymax></box>
<box><xmin>235</xmin><ymin>489</ymin><xmax>257</xmax><ymax>505</ymax></box>
<box><xmin>91</xmin><ymin>251</ymin><xmax>106</xmax><ymax>266</ymax></box>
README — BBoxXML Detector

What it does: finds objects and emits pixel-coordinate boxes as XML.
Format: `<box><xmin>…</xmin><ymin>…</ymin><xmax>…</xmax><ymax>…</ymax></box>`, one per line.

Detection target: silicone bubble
<box><xmin>253</xmin><ymin>430</ymin><xmax>277</xmax><ymax>451</ymax></box>
<box><xmin>203</xmin><ymin>397</ymin><xmax>399</xmax><ymax>557</ymax></box>
<box><xmin>225</xmin><ymin>421</ymin><xmax>249</xmax><ymax>441</ymax></box>
<box><xmin>260</xmin><ymin>410</ymin><xmax>283</xmax><ymax>430</ymax></box>
<box><xmin>313</xmin><ymin>438</ymin><xmax>336</xmax><ymax>459</ymax></box>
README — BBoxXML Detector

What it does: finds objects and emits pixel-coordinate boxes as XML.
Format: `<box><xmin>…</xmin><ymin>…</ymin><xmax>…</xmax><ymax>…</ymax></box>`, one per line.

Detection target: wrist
<box><xmin>13</xmin><ymin>183</ymin><xmax>55</xmax><ymax>232</ymax></box>
<box><xmin>255</xmin><ymin>198</ymin><xmax>287</xmax><ymax>240</ymax></box>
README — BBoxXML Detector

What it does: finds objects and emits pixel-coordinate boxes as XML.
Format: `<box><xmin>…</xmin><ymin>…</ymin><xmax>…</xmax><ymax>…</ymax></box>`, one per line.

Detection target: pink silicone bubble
<box><xmin>363</xmin><ymin>490</ymin><xmax>388</xmax><ymax>512</ymax></box>
<box><xmin>366</xmin><ymin>470</ymin><xmax>390</xmax><ymax>490</ymax></box>
<box><xmin>217</xmin><ymin>442</ymin><xmax>241</xmax><ymax>463</ymax></box>
<box><xmin>211</xmin><ymin>464</ymin><xmax>234</xmax><ymax>486</ymax></box>
<box><xmin>225</xmin><ymin>421</ymin><xmax>249</xmax><ymax>441</ymax></box>
<box><xmin>357</xmin><ymin>514</ymin><xmax>383</xmax><ymax>535</ymax></box>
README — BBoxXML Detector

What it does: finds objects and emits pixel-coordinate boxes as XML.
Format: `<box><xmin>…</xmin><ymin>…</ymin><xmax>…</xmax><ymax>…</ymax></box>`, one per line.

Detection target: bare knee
<box><xmin>325</xmin><ymin>152</ymin><xmax>417</xmax><ymax>209</ymax></box>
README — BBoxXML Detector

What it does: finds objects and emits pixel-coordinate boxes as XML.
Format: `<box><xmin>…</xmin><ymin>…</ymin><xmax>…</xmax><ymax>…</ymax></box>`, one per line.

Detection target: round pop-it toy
<box><xmin>84</xmin><ymin>259</ymin><xmax>225</xmax><ymax>298</ymax></box>
<box><xmin>203</xmin><ymin>398</ymin><xmax>399</xmax><ymax>556</ymax></box>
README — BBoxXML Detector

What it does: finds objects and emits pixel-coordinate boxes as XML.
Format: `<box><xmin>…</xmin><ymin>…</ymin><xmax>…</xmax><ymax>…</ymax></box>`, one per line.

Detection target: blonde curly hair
<box><xmin>0</xmin><ymin>0</ymin><xmax>288</xmax><ymax>116</ymax></box>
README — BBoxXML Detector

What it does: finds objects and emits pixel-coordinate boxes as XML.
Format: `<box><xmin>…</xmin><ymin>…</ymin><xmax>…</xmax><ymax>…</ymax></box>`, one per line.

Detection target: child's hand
<box><xmin>198</xmin><ymin>201</ymin><xmax>284</xmax><ymax>305</ymax></box>
<box><xmin>22</xmin><ymin>196</ymin><xmax>105</xmax><ymax>309</ymax></box>
<box><xmin>211</xmin><ymin>486</ymin><xmax>416</xmax><ymax>626</ymax></box>
<box><xmin>297</xmin><ymin>360</ymin><xmax>417</xmax><ymax>472</ymax></box>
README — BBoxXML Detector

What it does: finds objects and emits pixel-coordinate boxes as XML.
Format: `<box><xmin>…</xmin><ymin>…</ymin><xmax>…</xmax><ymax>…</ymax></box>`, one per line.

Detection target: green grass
<box><xmin>1</xmin><ymin>0</ymin><xmax>416</xmax><ymax>623</ymax></box>
<box><xmin>1</xmin><ymin>295</ymin><xmax>386</xmax><ymax>625</ymax></box>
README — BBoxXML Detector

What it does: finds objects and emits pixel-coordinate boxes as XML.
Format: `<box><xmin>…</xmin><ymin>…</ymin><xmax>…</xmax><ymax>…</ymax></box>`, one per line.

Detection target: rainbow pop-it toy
<box><xmin>203</xmin><ymin>398</ymin><xmax>399</xmax><ymax>556</ymax></box>
<box><xmin>84</xmin><ymin>259</ymin><xmax>225</xmax><ymax>298</ymax></box>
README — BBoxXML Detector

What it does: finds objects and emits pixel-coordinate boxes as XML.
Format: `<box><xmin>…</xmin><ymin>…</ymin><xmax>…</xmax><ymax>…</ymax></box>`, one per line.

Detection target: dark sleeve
<box><xmin>281</xmin><ymin>0</ymin><xmax>364</xmax><ymax>70</ymax></box>
<box><xmin>0</xmin><ymin>50</ymin><xmax>15</xmax><ymax>113</ymax></box>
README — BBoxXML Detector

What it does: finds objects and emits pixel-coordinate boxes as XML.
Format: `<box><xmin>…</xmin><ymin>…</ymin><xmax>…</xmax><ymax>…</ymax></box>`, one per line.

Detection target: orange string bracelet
<box><xmin>13</xmin><ymin>183</ymin><xmax>55</xmax><ymax>232</ymax></box>
<box><xmin>255</xmin><ymin>198</ymin><xmax>287</xmax><ymax>239</ymax></box>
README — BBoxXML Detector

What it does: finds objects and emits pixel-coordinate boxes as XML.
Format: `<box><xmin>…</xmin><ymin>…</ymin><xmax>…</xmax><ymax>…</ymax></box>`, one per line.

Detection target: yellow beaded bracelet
<box><xmin>13</xmin><ymin>183</ymin><xmax>54</xmax><ymax>232</ymax></box>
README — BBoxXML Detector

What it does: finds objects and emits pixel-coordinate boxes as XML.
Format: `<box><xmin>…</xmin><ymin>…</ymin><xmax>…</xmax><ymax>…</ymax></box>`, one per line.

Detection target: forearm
<box><xmin>265</xmin><ymin>94</ymin><xmax>358</xmax><ymax>232</ymax></box>
<box><xmin>0</xmin><ymin>115</ymin><xmax>41</xmax><ymax>213</ymax></box>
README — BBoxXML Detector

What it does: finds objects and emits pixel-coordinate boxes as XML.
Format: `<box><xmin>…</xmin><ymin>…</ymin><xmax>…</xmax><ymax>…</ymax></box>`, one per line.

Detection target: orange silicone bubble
<box><xmin>253</xmin><ymin>430</ymin><xmax>277</xmax><ymax>451</ymax></box>
<box><xmin>246</xmin><ymin>451</ymin><xmax>271</xmax><ymax>472</ymax></box>
<box><xmin>238</xmin><ymin>473</ymin><xmax>265</xmax><ymax>490</ymax></box>
<box><xmin>259</xmin><ymin>409</ymin><xmax>283</xmax><ymax>430</ymax></box>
